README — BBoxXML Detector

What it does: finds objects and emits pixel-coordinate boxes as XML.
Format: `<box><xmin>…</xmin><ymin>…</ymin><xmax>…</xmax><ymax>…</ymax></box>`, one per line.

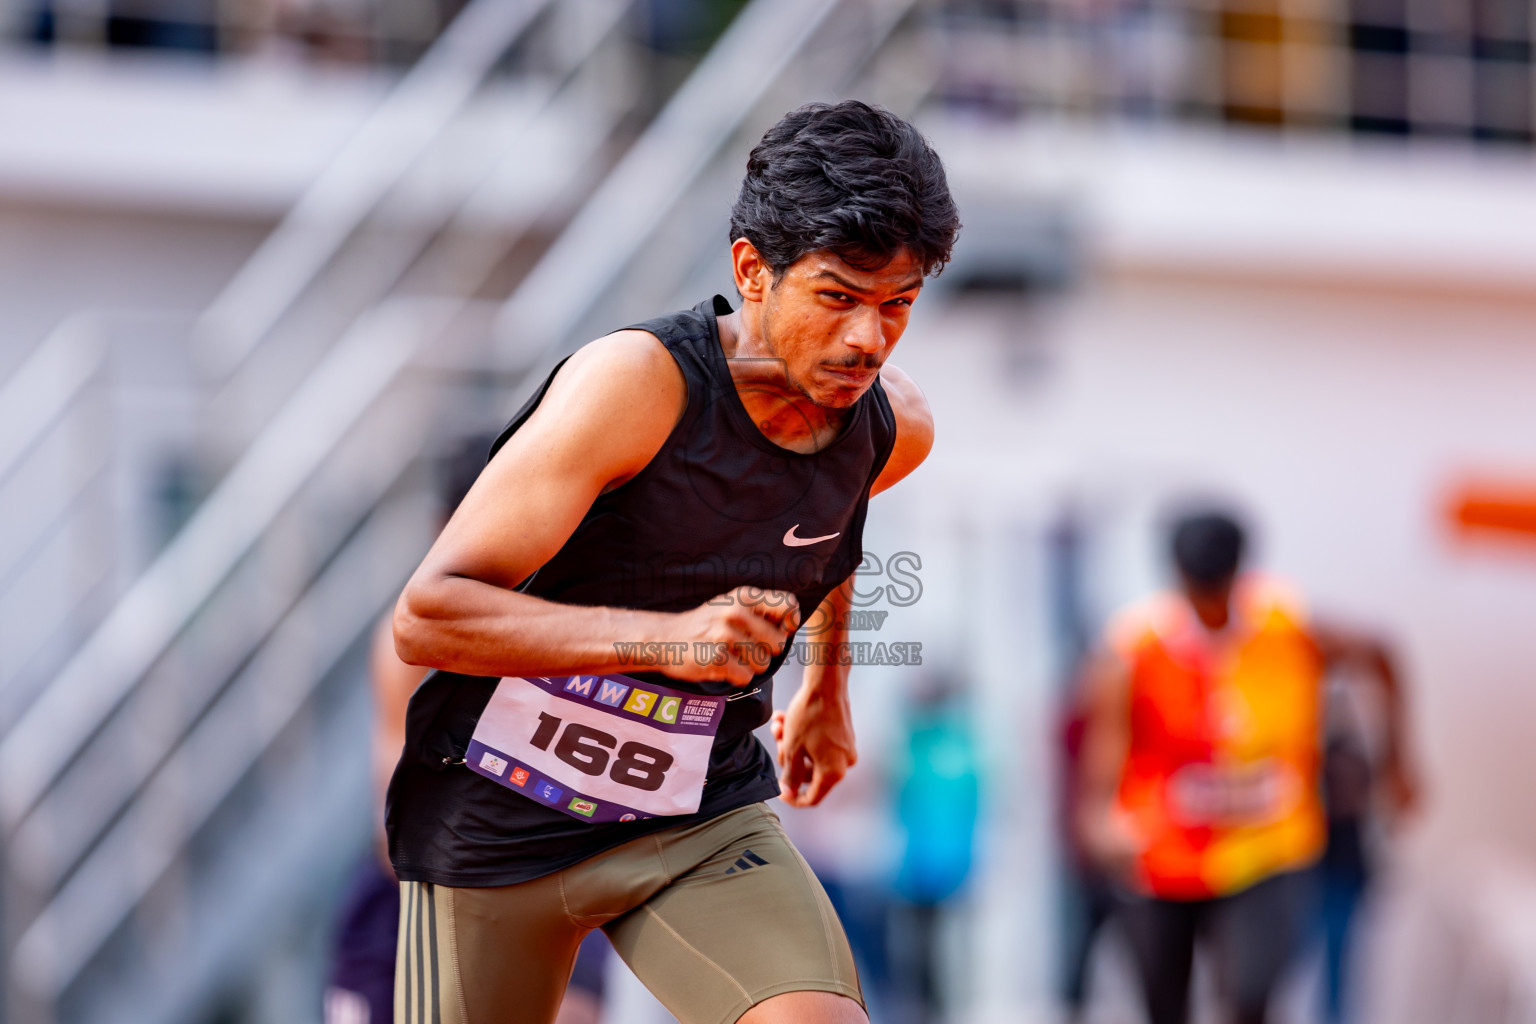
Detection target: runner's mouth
<box><xmin>822</xmin><ymin>366</ymin><xmax>877</xmax><ymax>388</ymax></box>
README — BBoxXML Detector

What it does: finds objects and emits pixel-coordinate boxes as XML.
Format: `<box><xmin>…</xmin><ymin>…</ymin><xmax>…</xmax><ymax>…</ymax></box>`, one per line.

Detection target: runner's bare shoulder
<box><xmin>872</xmin><ymin>362</ymin><xmax>933</xmax><ymax>495</ymax></box>
<box><xmin>502</xmin><ymin>329</ymin><xmax>688</xmax><ymax>491</ymax></box>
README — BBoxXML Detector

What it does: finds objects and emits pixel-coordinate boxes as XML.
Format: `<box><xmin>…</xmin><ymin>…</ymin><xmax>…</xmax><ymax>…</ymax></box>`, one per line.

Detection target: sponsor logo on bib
<box><xmin>594</xmin><ymin>679</ymin><xmax>630</xmax><ymax>707</ymax></box>
<box><xmin>624</xmin><ymin>689</ymin><xmax>658</xmax><ymax>716</ymax></box>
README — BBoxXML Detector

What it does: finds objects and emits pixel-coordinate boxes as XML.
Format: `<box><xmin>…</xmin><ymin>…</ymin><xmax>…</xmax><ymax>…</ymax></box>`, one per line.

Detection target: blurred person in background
<box><xmin>324</xmin><ymin>439</ymin><xmax>612</xmax><ymax>1024</ymax></box>
<box><xmin>1055</xmin><ymin>686</ymin><xmax>1116</xmax><ymax>1023</ymax></box>
<box><xmin>1046</xmin><ymin>512</ymin><xmax>1117</xmax><ymax>1024</ymax></box>
<box><xmin>1317</xmin><ymin>659</ymin><xmax>1411</xmax><ymax>1023</ymax></box>
<box><xmin>1077</xmin><ymin>509</ymin><xmax>1417</xmax><ymax>1024</ymax></box>
<box><xmin>888</xmin><ymin>672</ymin><xmax>979</xmax><ymax>1024</ymax></box>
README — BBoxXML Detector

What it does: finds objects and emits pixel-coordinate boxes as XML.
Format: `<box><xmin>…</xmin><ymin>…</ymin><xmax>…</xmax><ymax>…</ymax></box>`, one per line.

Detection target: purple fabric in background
<box><xmin>326</xmin><ymin>856</ymin><xmax>399</xmax><ymax>1024</ymax></box>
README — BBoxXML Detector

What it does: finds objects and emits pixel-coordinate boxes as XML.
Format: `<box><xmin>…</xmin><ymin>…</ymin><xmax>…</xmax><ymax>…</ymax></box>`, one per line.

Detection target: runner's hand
<box><xmin>772</xmin><ymin>688</ymin><xmax>857</xmax><ymax>807</ymax></box>
<box><xmin>663</xmin><ymin>586</ymin><xmax>799</xmax><ymax>686</ymax></box>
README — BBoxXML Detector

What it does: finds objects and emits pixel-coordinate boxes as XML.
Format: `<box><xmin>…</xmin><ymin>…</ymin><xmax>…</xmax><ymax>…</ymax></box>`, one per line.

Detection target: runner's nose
<box><xmin>842</xmin><ymin>306</ymin><xmax>884</xmax><ymax>357</ymax></box>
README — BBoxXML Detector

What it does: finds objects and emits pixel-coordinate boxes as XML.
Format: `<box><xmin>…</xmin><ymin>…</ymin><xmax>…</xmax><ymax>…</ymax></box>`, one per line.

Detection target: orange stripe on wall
<box><xmin>1449</xmin><ymin>484</ymin><xmax>1536</xmax><ymax>539</ymax></box>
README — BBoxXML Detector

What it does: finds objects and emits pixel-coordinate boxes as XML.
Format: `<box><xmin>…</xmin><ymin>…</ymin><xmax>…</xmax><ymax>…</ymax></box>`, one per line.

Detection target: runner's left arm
<box><xmin>870</xmin><ymin>363</ymin><xmax>933</xmax><ymax>496</ymax></box>
<box><xmin>773</xmin><ymin>577</ymin><xmax>857</xmax><ymax>807</ymax></box>
<box><xmin>773</xmin><ymin>364</ymin><xmax>934</xmax><ymax>806</ymax></box>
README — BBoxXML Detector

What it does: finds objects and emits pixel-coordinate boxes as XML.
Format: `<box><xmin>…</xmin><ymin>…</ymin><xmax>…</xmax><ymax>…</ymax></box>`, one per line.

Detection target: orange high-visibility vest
<box><xmin>1108</xmin><ymin>576</ymin><xmax>1326</xmax><ymax>900</ymax></box>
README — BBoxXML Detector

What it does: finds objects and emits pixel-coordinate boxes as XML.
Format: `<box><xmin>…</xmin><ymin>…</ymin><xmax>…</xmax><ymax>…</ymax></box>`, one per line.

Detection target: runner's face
<box><xmin>754</xmin><ymin>249</ymin><xmax>924</xmax><ymax>410</ymax></box>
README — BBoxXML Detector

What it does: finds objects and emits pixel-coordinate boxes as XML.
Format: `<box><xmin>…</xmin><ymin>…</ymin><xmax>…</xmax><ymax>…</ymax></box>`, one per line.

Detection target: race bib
<box><xmin>467</xmin><ymin>673</ymin><xmax>725</xmax><ymax>824</ymax></box>
<box><xmin>1168</xmin><ymin>759</ymin><xmax>1301</xmax><ymax>827</ymax></box>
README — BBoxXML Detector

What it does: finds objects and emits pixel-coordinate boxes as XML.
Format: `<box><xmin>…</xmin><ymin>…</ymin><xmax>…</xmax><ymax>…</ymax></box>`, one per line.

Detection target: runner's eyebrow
<box><xmin>812</xmin><ymin>270</ymin><xmax>923</xmax><ymax>295</ymax></box>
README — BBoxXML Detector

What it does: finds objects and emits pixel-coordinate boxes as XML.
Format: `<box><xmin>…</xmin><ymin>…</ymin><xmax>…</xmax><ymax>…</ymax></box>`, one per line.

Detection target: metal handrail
<box><xmin>0</xmin><ymin>0</ymin><xmax>558</xmax><ymax>589</ymax></box>
<box><xmin>0</xmin><ymin>297</ymin><xmax>443</xmax><ymax>828</ymax></box>
<box><xmin>0</xmin><ymin>310</ymin><xmax>195</xmax><ymax>490</ymax></box>
<box><xmin>0</xmin><ymin>0</ymin><xmax>547</xmax><ymax>472</ymax></box>
<box><xmin>12</xmin><ymin>482</ymin><xmax>438</xmax><ymax>1002</ymax></box>
<box><xmin>191</xmin><ymin>0</ymin><xmax>558</xmax><ymax>379</ymax></box>
<box><xmin>0</xmin><ymin>313</ymin><xmax>102</xmax><ymax>488</ymax></box>
<box><xmin>0</xmin><ymin>0</ymin><xmax>629</xmax><ymax>620</ymax></box>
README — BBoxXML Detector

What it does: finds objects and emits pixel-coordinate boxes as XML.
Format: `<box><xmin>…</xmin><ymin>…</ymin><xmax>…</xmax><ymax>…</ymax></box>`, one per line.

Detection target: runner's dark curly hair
<box><xmin>730</xmin><ymin>101</ymin><xmax>960</xmax><ymax>279</ymax></box>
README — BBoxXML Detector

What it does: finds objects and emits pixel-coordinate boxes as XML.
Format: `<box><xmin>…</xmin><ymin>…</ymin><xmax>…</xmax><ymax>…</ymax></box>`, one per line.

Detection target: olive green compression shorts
<box><xmin>394</xmin><ymin>803</ymin><xmax>863</xmax><ymax>1024</ymax></box>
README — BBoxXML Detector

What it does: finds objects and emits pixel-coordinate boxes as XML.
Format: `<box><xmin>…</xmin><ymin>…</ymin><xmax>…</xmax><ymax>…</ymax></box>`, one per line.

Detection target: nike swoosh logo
<box><xmin>783</xmin><ymin>525</ymin><xmax>840</xmax><ymax>547</ymax></box>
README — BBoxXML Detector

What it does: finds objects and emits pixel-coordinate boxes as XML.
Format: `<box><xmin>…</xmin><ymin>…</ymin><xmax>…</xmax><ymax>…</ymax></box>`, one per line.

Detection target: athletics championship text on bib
<box><xmin>467</xmin><ymin>674</ymin><xmax>725</xmax><ymax>824</ymax></box>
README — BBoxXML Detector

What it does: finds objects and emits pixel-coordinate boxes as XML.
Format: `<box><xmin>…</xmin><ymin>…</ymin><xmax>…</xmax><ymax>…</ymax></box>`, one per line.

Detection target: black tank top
<box><xmin>386</xmin><ymin>296</ymin><xmax>897</xmax><ymax>886</ymax></box>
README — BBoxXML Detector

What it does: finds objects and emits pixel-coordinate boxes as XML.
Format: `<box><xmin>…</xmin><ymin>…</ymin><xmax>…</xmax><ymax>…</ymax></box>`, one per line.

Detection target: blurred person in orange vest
<box><xmin>1076</xmin><ymin>509</ymin><xmax>1416</xmax><ymax>1024</ymax></box>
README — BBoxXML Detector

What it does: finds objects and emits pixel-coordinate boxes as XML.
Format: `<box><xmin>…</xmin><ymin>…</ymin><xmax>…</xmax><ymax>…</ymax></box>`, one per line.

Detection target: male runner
<box><xmin>1076</xmin><ymin>510</ymin><xmax>1416</xmax><ymax>1024</ymax></box>
<box><xmin>385</xmin><ymin>101</ymin><xmax>959</xmax><ymax>1024</ymax></box>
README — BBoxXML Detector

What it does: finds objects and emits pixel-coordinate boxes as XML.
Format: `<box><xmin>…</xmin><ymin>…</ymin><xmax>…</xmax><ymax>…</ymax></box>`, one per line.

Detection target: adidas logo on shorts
<box><xmin>724</xmin><ymin>849</ymin><xmax>768</xmax><ymax>875</ymax></box>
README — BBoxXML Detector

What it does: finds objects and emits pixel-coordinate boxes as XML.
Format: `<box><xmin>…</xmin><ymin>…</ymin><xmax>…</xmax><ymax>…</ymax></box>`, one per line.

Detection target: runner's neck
<box><xmin>715</xmin><ymin>307</ymin><xmax>855</xmax><ymax>455</ymax></box>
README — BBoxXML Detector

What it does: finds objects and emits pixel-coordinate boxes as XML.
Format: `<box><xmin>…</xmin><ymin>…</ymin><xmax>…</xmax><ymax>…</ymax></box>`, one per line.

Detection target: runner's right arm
<box><xmin>394</xmin><ymin>331</ymin><xmax>798</xmax><ymax>686</ymax></box>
